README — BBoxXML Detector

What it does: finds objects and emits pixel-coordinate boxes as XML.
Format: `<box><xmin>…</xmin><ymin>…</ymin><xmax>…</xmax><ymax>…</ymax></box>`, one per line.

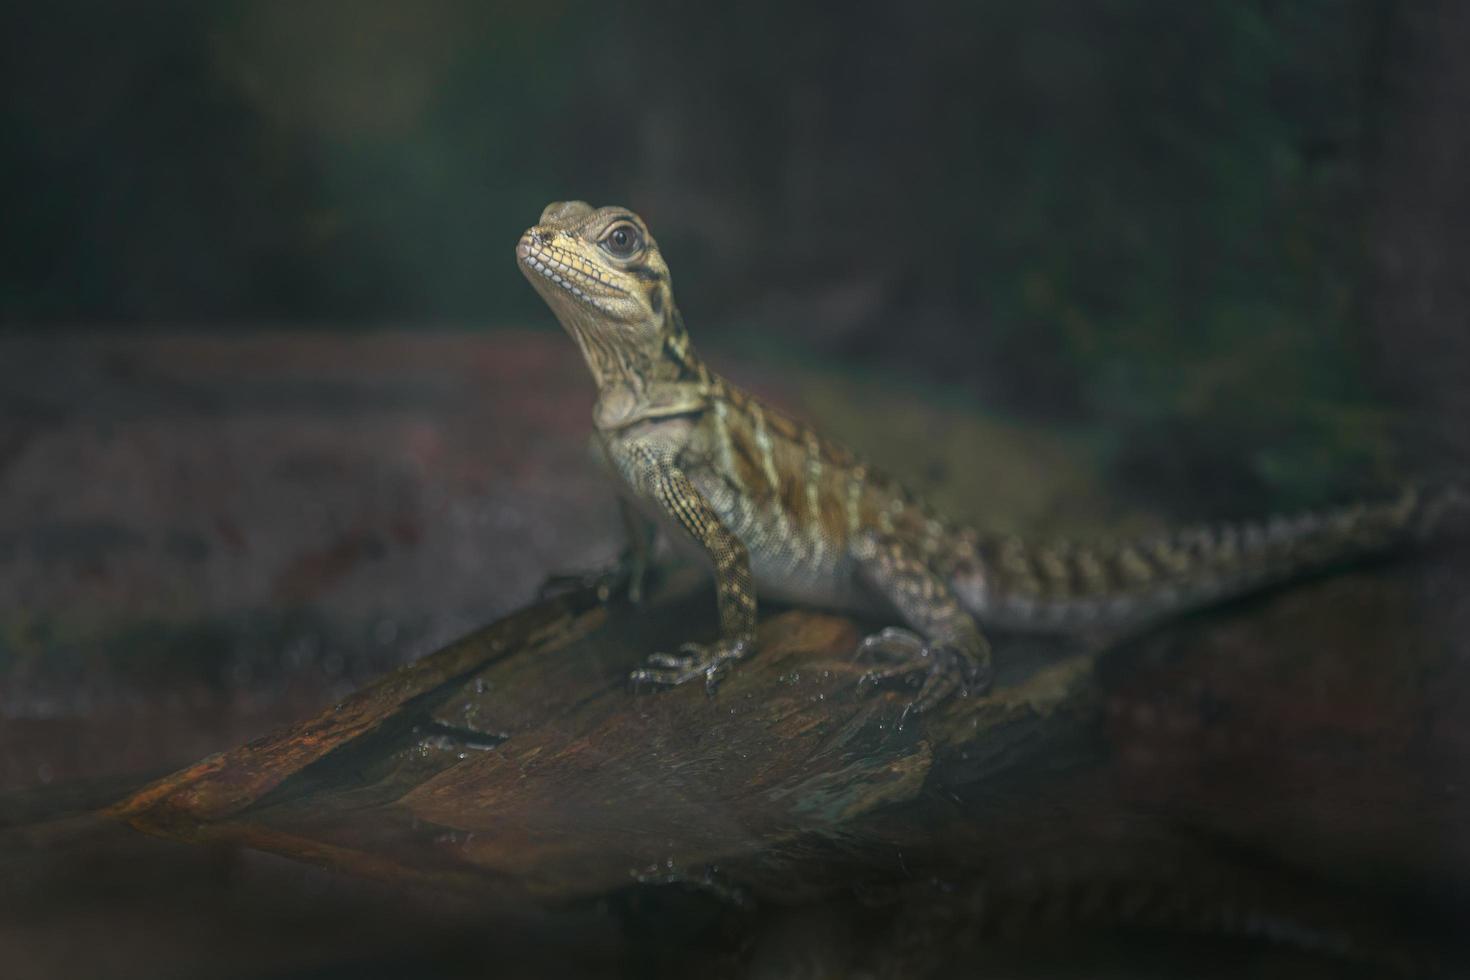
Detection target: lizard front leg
<box><xmin>538</xmin><ymin>498</ymin><xmax>657</xmax><ymax>604</ymax></box>
<box><xmin>852</xmin><ymin>530</ymin><xmax>994</xmax><ymax>713</ymax></box>
<box><xmin>616</xmin><ymin>497</ymin><xmax>659</xmax><ymax>604</ymax></box>
<box><xmin>615</xmin><ymin>440</ymin><xmax>757</xmax><ymax>693</ymax></box>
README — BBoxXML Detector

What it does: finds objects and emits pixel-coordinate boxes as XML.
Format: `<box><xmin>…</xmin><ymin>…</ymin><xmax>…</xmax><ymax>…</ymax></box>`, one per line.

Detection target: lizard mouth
<box><xmin>517</xmin><ymin>235</ymin><xmax>629</xmax><ymax>312</ymax></box>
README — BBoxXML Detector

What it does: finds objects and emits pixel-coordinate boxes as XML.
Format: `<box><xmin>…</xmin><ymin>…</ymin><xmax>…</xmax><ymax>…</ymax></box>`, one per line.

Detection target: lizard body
<box><xmin>518</xmin><ymin>201</ymin><xmax>1466</xmax><ymax>711</ymax></box>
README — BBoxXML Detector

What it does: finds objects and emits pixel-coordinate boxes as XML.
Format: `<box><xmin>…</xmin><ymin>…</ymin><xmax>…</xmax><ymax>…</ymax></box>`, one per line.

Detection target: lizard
<box><xmin>517</xmin><ymin>200</ymin><xmax>1468</xmax><ymax>713</ymax></box>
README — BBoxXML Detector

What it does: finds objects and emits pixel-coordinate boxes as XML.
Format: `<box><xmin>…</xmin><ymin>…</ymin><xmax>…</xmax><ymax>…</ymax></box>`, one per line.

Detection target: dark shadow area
<box><xmin>2</xmin><ymin>2</ymin><xmax>1465</xmax><ymax>425</ymax></box>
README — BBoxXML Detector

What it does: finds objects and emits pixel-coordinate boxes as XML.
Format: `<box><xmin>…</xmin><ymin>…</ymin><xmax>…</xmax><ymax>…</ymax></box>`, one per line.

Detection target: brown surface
<box><xmin>4</xmin><ymin>331</ymin><xmax>1469</xmax><ymax>976</ymax></box>
<box><xmin>89</xmin><ymin>552</ymin><xmax>1470</xmax><ymax>976</ymax></box>
<box><xmin>107</xmin><ymin>566</ymin><xmax>1097</xmax><ymax>904</ymax></box>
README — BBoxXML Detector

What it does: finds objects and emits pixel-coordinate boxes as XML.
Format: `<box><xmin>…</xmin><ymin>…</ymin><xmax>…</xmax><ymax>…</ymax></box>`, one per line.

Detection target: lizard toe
<box><xmin>857</xmin><ymin>627</ymin><xmax>927</xmax><ymax>662</ymax></box>
<box><xmin>629</xmin><ymin>663</ymin><xmax>695</xmax><ymax>688</ymax></box>
<box><xmin>536</xmin><ymin>565</ymin><xmax>630</xmax><ymax>604</ymax></box>
<box><xmin>644</xmin><ymin>651</ymin><xmax>694</xmax><ymax>670</ymax></box>
<box><xmin>629</xmin><ymin>638</ymin><xmax>750</xmax><ymax>695</ymax></box>
<box><xmin>908</xmin><ymin>650</ymin><xmax>965</xmax><ymax>716</ymax></box>
<box><xmin>856</xmin><ymin>627</ymin><xmax>934</xmax><ymax>692</ymax></box>
<box><xmin>963</xmin><ymin>655</ymin><xmax>995</xmax><ymax>695</ymax></box>
<box><xmin>857</xmin><ymin>662</ymin><xmax>929</xmax><ymax>688</ymax></box>
<box><xmin>855</xmin><ymin>631</ymin><xmax>989</xmax><ymax>714</ymax></box>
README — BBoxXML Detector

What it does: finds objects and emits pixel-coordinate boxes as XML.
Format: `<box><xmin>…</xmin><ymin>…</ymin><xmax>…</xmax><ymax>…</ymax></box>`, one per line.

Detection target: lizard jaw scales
<box><xmin>517</xmin><ymin>236</ymin><xmax>626</xmax><ymax>313</ymax></box>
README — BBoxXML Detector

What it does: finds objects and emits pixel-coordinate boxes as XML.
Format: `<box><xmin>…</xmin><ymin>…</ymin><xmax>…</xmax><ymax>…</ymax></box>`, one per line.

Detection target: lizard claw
<box><xmin>630</xmin><ymin>638</ymin><xmax>751</xmax><ymax>695</ymax></box>
<box><xmin>536</xmin><ymin>547</ymin><xmax>654</xmax><ymax>605</ymax></box>
<box><xmin>859</xmin><ymin>626</ymin><xmax>926</xmax><ymax>660</ymax></box>
<box><xmin>536</xmin><ymin>566</ymin><xmax>628</xmax><ymax>604</ymax></box>
<box><xmin>856</xmin><ymin>627</ymin><xmax>991</xmax><ymax>715</ymax></box>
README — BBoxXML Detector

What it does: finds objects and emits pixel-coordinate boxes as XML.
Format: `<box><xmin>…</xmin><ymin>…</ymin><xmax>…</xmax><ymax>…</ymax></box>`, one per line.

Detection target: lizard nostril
<box><xmin>518</xmin><ymin>230</ymin><xmax>552</xmax><ymax>261</ymax></box>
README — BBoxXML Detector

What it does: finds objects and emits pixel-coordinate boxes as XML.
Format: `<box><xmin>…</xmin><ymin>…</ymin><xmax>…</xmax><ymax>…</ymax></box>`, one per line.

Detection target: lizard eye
<box><xmin>600</xmin><ymin>222</ymin><xmax>643</xmax><ymax>259</ymax></box>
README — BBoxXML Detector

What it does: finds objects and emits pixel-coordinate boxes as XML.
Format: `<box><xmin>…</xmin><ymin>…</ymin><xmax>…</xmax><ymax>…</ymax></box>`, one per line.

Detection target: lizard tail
<box><xmin>952</xmin><ymin>484</ymin><xmax>1469</xmax><ymax>634</ymax></box>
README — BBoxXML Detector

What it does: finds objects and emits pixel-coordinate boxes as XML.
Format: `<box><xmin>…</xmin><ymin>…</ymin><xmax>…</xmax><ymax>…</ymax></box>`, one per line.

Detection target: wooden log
<box><xmin>109</xmin><ymin>549</ymin><xmax>1470</xmax><ymax>912</ymax></box>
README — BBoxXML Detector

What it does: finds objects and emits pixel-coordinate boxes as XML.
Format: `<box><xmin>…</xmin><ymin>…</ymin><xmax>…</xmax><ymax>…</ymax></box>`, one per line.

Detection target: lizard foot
<box><xmin>537</xmin><ymin>555</ymin><xmax>650</xmax><ymax>605</ymax></box>
<box><xmin>537</xmin><ymin>567</ymin><xmax>617</xmax><ymax>603</ymax></box>
<box><xmin>630</xmin><ymin>637</ymin><xmax>751</xmax><ymax>695</ymax></box>
<box><xmin>856</xmin><ymin>627</ymin><xmax>992</xmax><ymax>715</ymax></box>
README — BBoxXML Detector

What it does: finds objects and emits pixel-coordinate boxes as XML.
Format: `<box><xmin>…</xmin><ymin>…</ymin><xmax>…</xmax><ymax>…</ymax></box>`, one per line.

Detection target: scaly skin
<box><xmin>518</xmin><ymin>201</ymin><xmax>1467</xmax><ymax>712</ymax></box>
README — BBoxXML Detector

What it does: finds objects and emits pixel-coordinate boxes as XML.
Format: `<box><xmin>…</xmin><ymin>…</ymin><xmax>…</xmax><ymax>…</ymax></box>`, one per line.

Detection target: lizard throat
<box><xmin>517</xmin><ymin>229</ymin><xmax>711</xmax><ymax>422</ymax></box>
<box><xmin>517</xmin><ymin>237</ymin><xmax>668</xmax><ymax>397</ymax></box>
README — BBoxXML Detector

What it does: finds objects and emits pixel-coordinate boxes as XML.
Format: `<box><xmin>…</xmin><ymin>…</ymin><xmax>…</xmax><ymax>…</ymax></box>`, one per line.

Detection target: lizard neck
<box><xmin>589</xmin><ymin>303</ymin><xmax>717</xmax><ymax>432</ymax></box>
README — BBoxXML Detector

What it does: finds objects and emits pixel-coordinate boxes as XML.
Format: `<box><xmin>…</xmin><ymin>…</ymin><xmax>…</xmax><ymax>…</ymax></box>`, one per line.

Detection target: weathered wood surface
<box><xmin>107</xmin><ymin>548</ymin><xmax>1470</xmax><ymax>973</ymax></box>
<box><xmin>108</xmin><ymin>564</ymin><xmax>1098</xmax><ymax>903</ymax></box>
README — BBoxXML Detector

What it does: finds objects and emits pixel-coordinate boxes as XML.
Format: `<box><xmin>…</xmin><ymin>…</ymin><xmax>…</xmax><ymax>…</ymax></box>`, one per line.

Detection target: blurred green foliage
<box><xmin>0</xmin><ymin>0</ymin><xmax>1427</xmax><ymax>498</ymax></box>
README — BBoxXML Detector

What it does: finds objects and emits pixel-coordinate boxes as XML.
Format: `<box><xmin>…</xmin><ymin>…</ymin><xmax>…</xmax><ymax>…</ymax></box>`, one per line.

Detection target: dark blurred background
<box><xmin>4</xmin><ymin>1</ymin><xmax>1466</xmax><ymax>426</ymax></box>
<box><xmin>3</xmin><ymin>2</ymin><xmax>1469</xmax><ymax>977</ymax></box>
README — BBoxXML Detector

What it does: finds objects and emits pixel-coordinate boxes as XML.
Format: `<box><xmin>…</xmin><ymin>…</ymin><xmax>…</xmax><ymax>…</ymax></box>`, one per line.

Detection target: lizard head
<box><xmin>518</xmin><ymin>201</ymin><xmax>686</xmax><ymax>391</ymax></box>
